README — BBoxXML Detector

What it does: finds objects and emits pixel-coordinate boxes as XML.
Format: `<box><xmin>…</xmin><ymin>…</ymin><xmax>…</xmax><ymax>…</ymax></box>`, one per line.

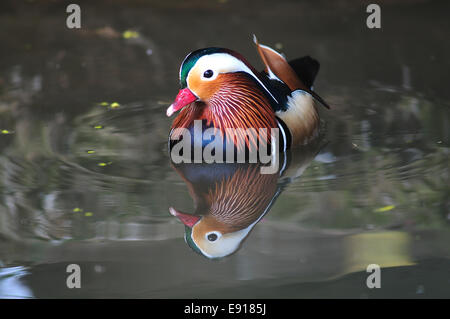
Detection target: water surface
<box><xmin>0</xmin><ymin>0</ymin><xmax>449</xmax><ymax>298</ymax></box>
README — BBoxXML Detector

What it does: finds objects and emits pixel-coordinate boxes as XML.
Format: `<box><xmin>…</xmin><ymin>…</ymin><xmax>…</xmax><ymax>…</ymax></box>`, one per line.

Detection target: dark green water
<box><xmin>0</xmin><ymin>0</ymin><xmax>449</xmax><ymax>298</ymax></box>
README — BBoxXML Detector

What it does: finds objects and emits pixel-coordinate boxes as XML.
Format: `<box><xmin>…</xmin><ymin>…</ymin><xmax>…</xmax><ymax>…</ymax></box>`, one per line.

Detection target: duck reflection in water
<box><xmin>169</xmin><ymin>142</ymin><xmax>323</xmax><ymax>259</ymax></box>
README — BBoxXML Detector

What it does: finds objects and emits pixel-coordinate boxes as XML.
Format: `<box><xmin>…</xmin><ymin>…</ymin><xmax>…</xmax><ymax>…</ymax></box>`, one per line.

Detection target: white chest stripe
<box><xmin>277</xmin><ymin>120</ymin><xmax>287</xmax><ymax>153</ymax></box>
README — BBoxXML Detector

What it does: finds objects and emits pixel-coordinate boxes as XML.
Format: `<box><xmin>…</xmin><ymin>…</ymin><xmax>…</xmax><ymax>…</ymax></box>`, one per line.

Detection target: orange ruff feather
<box><xmin>171</xmin><ymin>73</ymin><xmax>277</xmax><ymax>151</ymax></box>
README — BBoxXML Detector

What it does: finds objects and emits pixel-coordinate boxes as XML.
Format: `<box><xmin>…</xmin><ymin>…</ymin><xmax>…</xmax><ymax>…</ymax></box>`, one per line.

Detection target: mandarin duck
<box><xmin>169</xmin><ymin>142</ymin><xmax>322</xmax><ymax>259</ymax></box>
<box><xmin>167</xmin><ymin>36</ymin><xmax>329</xmax><ymax>155</ymax></box>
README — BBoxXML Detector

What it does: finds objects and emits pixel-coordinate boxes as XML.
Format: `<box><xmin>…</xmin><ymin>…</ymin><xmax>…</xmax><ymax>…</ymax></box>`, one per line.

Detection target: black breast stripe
<box><xmin>276</xmin><ymin>116</ymin><xmax>292</xmax><ymax>151</ymax></box>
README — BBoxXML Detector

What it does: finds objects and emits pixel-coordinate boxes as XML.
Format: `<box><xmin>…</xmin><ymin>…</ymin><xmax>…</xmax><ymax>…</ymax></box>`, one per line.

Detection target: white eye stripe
<box><xmin>188</xmin><ymin>53</ymin><xmax>279</xmax><ymax>104</ymax></box>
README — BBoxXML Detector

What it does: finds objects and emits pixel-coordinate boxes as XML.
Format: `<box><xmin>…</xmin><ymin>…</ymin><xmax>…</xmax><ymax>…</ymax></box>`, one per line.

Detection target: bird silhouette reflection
<box><xmin>169</xmin><ymin>141</ymin><xmax>324</xmax><ymax>259</ymax></box>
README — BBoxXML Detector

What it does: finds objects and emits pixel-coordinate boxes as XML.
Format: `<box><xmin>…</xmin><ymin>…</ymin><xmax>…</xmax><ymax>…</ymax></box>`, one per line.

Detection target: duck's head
<box><xmin>167</xmin><ymin>47</ymin><xmax>267</xmax><ymax>117</ymax></box>
<box><xmin>169</xmin><ymin>207</ymin><xmax>253</xmax><ymax>259</ymax></box>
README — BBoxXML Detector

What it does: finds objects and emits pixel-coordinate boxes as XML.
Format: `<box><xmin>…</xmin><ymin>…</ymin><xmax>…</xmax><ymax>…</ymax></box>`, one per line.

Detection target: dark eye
<box><xmin>203</xmin><ymin>70</ymin><xmax>214</xmax><ymax>78</ymax></box>
<box><xmin>207</xmin><ymin>233</ymin><xmax>218</xmax><ymax>241</ymax></box>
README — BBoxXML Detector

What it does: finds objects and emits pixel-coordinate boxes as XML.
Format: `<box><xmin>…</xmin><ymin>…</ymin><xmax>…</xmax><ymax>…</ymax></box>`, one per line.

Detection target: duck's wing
<box><xmin>253</xmin><ymin>35</ymin><xmax>307</xmax><ymax>91</ymax></box>
<box><xmin>253</xmin><ymin>35</ymin><xmax>330</xmax><ymax>109</ymax></box>
<box><xmin>288</xmin><ymin>56</ymin><xmax>320</xmax><ymax>89</ymax></box>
